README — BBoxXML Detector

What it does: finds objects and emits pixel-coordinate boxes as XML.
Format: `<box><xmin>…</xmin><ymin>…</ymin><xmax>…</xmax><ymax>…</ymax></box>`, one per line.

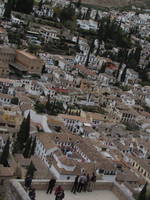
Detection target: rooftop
<box><xmin>16</xmin><ymin>50</ymin><xmax>38</xmax><ymax>60</ymax></box>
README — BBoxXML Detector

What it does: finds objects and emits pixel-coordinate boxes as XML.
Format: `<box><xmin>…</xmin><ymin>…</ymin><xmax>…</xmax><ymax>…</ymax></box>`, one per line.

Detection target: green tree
<box><xmin>12</xmin><ymin>139</ymin><xmax>20</xmax><ymax>154</ymax></box>
<box><xmin>38</xmin><ymin>0</ymin><xmax>43</xmax><ymax>10</ymax></box>
<box><xmin>85</xmin><ymin>8</ymin><xmax>91</xmax><ymax>20</ymax></box>
<box><xmin>0</xmin><ymin>138</ymin><xmax>10</xmax><ymax>167</ymax></box>
<box><xmin>30</xmin><ymin>137</ymin><xmax>36</xmax><ymax>156</ymax></box>
<box><xmin>28</xmin><ymin>44</ymin><xmax>40</xmax><ymax>55</ymax></box>
<box><xmin>11</xmin><ymin>97</ymin><xmax>19</xmax><ymax>105</ymax></box>
<box><xmin>3</xmin><ymin>0</ymin><xmax>13</xmax><ymax>19</ymax></box>
<box><xmin>26</xmin><ymin>161</ymin><xmax>36</xmax><ymax>178</ymax></box>
<box><xmin>26</xmin><ymin>113</ymin><xmax>31</xmax><ymax>138</ymax></box>
<box><xmin>60</xmin><ymin>6</ymin><xmax>75</xmax><ymax>23</ymax></box>
<box><xmin>23</xmin><ymin>137</ymin><xmax>32</xmax><ymax>158</ymax></box>
<box><xmin>15</xmin><ymin>0</ymin><xmax>34</xmax><ymax>14</ymax></box>
<box><xmin>13</xmin><ymin>113</ymin><xmax>30</xmax><ymax>153</ymax></box>
<box><xmin>45</xmin><ymin>95</ymin><xmax>51</xmax><ymax>114</ymax></box>
<box><xmin>100</xmin><ymin>62</ymin><xmax>106</xmax><ymax>73</ymax></box>
<box><xmin>138</xmin><ymin>183</ymin><xmax>147</xmax><ymax>200</ymax></box>
<box><xmin>76</xmin><ymin>0</ymin><xmax>81</xmax><ymax>8</ymax></box>
<box><xmin>85</xmin><ymin>39</ymin><xmax>94</xmax><ymax>67</ymax></box>
<box><xmin>95</xmin><ymin>10</ymin><xmax>99</xmax><ymax>21</ymax></box>
<box><xmin>34</xmin><ymin>101</ymin><xmax>45</xmax><ymax>113</ymax></box>
<box><xmin>134</xmin><ymin>45</ymin><xmax>142</xmax><ymax>64</ymax></box>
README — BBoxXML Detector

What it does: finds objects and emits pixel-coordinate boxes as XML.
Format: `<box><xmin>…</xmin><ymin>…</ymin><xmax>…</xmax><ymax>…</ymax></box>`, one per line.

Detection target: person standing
<box><xmin>25</xmin><ymin>176</ymin><xmax>32</xmax><ymax>190</ymax></box>
<box><xmin>29</xmin><ymin>188</ymin><xmax>36</xmax><ymax>200</ymax></box>
<box><xmin>77</xmin><ymin>174</ymin><xmax>87</xmax><ymax>192</ymax></box>
<box><xmin>84</xmin><ymin>174</ymin><xmax>90</xmax><ymax>192</ymax></box>
<box><xmin>89</xmin><ymin>172</ymin><xmax>96</xmax><ymax>192</ymax></box>
<box><xmin>71</xmin><ymin>175</ymin><xmax>79</xmax><ymax>194</ymax></box>
<box><xmin>46</xmin><ymin>177</ymin><xmax>56</xmax><ymax>194</ymax></box>
<box><xmin>55</xmin><ymin>185</ymin><xmax>65</xmax><ymax>200</ymax></box>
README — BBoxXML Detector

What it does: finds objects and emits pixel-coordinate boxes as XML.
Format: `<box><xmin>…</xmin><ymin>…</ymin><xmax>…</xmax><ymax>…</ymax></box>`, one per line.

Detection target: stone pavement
<box><xmin>36</xmin><ymin>190</ymin><xmax>119</xmax><ymax>200</ymax></box>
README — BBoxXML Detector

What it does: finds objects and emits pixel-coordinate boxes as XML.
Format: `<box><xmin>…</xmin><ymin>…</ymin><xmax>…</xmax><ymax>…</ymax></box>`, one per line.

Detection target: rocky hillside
<box><xmin>82</xmin><ymin>0</ymin><xmax>149</xmax><ymax>8</ymax></box>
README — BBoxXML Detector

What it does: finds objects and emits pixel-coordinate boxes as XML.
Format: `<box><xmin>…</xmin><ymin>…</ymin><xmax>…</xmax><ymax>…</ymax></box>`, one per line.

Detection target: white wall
<box><xmin>24</xmin><ymin>109</ymin><xmax>52</xmax><ymax>133</ymax></box>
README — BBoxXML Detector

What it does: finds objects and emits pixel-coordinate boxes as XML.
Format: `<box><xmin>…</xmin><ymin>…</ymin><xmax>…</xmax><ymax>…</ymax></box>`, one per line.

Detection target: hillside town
<box><xmin>0</xmin><ymin>0</ymin><xmax>150</xmax><ymax>200</ymax></box>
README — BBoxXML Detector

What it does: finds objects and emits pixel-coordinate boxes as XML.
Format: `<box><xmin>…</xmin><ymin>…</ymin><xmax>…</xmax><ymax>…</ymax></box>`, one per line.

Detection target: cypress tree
<box><xmin>13</xmin><ymin>113</ymin><xmax>30</xmax><ymax>152</ymax></box>
<box><xmin>26</xmin><ymin>161</ymin><xmax>36</xmax><ymax>178</ymax></box>
<box><xmin>26</xmin><ymin>112</ymin><xmax>30</xmax><ymax>140</ymax></box>
<box><xmin>100</xmin><ymin>62</ymin><xmax>106</xmax><ymax>73</ymax></box>
<box><xmin>85</xmin><ymin>8</ymin><xmax>91</xmax><ymax>20</ymax></box>
<box><xmin>30</xmin><ymin>137</ymin><xmax>36</xmax><ymax>156</ymax></box>
<box><xmin>0</xmin><ymin>138</ymin><xmax>10</xmax><ymax>167</ymax></box>
<box><xmin>121</xmin><ymin>67</ymin><xmax>127</xmax><ymax>82</ymax></box>
<box><xmin>95</xmin><ymin>10</ymin><xmax>99</xmax><ymax>21</ymax></box>
<box><xmin>15</xmin><ymin>0</ymin><xmax>34</xmax><ymax>14</ymax></box>
<box><xmin>45</xmin><ymin>95</ymin><xmax>51</xmax><ymax>114</ymax></box>
<box><xmin>3</xmin><ymin>0</ymin><xmax>13</xmax><ymax>19</ymax></box>
<box><xmin>85</xmin><ymin>39</ymin><xmax>94</xmax><ymax>67</ymax></box>
<box><xmin>134</xmin><ymin>46</ymin><xmax>142</xmax><ymax>64</ymax></box>
<box><xmin>41</xmin><ymin>64</ymin><xmax>46</xmax><ymax>74</ymax></box>
<box><xmin>23</xmin><ymin>137</ymin><xmax>32</xmax><ymax>158</ymax></box>
<box><xmin>76</xmin><ymin>0</ymin><xmax>81</xmax><ymax>8</ymax></box>
<box><xmin>76</xmin><ymin>34</ymin><xmax>80</xmax><ymax>45</ymax></box>
<box><xmin>38</xmin><ymin>0</ymin><xmax>43</xmax><ymax>11</ymax></box>
<box><xmin>12</xmin><ymin>139</ymin><xmax>20</xmax><ymax>154</ymax></box>
<box><xmin>138</xmin><ymin>183</ymin><xmax>147</xmax><ymax>200</ymax></box>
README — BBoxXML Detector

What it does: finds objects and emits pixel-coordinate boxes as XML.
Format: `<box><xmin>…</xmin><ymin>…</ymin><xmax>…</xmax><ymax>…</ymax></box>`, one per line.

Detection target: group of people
<box><xmin>46</xmin><ymin>172</ymin><xmax>96</xmax><ymax>198</ymax></box>
<box><xmin>71</xmin><ymin>172</ymin><xmax>96</xmax><ymax>194</ymax></box>
<box><xmin>24</xmin><ymin>176</ymin><xmax>36</xmax><ymax>200</ymax></box>
<box><xmin>25</xmin><ymin>172</ymin><xmax>96</xmax><ymax>200</ymax></box>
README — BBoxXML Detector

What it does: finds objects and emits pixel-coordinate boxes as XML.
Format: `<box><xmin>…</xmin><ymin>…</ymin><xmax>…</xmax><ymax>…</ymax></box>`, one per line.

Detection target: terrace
<box><xmin>36</xmin><ymin>190</ymin><xmax>118</xmax><ymax>200</ymax></box>
<box><xmin>6</xmin><ymin>179</ymin><xmax>135</xmax><ymax>200</ymax></box>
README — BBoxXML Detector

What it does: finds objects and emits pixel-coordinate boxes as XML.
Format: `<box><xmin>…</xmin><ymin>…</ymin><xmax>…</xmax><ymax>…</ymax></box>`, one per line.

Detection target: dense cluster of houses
<box><xmin>0</xmin><ymin>0</ymin><xmax>149</xmax><ymax>198</ymax></box>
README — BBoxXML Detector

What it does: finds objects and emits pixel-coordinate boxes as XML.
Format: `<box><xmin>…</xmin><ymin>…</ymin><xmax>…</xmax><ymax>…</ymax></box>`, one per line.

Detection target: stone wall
<box><xmin>112</xmin><ymin>182</ymin><xmax>135</xmax><ymax>200</ymax></box>
<box><xmin>6</xmin><ymin>179</ymin><xmax>135</xmax><ymax>200</ymax></box>
<box><xmin>20</xmin><ymin>179</ymin><xmax>114</xmax><ymax>191</ymax></box>
<box><xmin>6</xmin><ymin>180</ymin><xmax>30</xmax><ymax>200</ymax></box>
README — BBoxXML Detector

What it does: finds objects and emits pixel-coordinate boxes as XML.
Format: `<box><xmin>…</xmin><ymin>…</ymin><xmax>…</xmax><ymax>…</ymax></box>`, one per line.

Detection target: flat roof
<box><xmin>16</xmin><ymin>50</ymin><xmax>38</xmax><ymax>59</ymax></box>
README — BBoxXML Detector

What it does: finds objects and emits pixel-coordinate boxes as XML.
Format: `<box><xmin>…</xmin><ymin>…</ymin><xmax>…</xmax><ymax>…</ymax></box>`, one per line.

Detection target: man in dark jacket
<box><xmin>71</xmin><ymin>175</ymin><xmax>79</xmax><ymax>194</ymax></box>
<box><xmin>29</xmin><ymin>188</ymin><xmax>36</xmax><ymax>200</ymax></box>
<box><xmin>25</xmin><ymin>176</ymin><xmax>32</xmax><ymax>190</ymax></box>
<box><xmin>46</xmin><ymin>178</ymin><xmax>56</xmax><ymax>194</ymax></box>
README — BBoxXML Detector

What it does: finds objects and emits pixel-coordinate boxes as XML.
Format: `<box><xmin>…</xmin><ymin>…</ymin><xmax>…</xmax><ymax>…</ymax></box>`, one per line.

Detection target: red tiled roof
<box><xmin>73</xmin><ymin>65</ymin><xmax>97</xmax><ymax>76</ymax></box>
<box><xmin>49</xmin><ymin>88</ymin><xmax>69</xmax><ymax>94</ymax></box>
<box><xmin>106</xmin><ymin>63</ymin><xmax>118</xmax><ymax>70</ymax></box>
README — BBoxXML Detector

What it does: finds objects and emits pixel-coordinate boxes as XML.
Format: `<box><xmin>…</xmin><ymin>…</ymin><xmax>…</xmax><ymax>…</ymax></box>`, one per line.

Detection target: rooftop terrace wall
<box><xmin>6</xmin><ymin>179</ymin><xmax>135</xmax><ymax>200</ymax></box>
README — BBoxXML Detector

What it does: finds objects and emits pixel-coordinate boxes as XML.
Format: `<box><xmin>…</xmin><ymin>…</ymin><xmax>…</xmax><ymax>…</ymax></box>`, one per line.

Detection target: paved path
<box><xmin>36</xmin><ymin>190</ymin><xmax>119</xmax><ymax>200</ymax></box>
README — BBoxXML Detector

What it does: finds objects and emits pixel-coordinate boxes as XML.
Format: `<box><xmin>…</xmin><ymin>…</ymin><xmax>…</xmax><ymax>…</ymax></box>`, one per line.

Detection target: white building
<box><xmin>77</xmin><ymin>19</ymin><xmax>98</xmax><ymax>31</ymax></box>
<box><xmin>125</xmin><ymin>69</ymin><xmax>139</xmax><ymax>85</ymax></box>
<box><xmin>40</xmin><ymin>26</ymin><xmax>60</xmax><ymax>42</ymax></box>
<box><xmin>0</xmin><ymin>93</ymin><xmax>13</xmax><ymax>104</ymax></box>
